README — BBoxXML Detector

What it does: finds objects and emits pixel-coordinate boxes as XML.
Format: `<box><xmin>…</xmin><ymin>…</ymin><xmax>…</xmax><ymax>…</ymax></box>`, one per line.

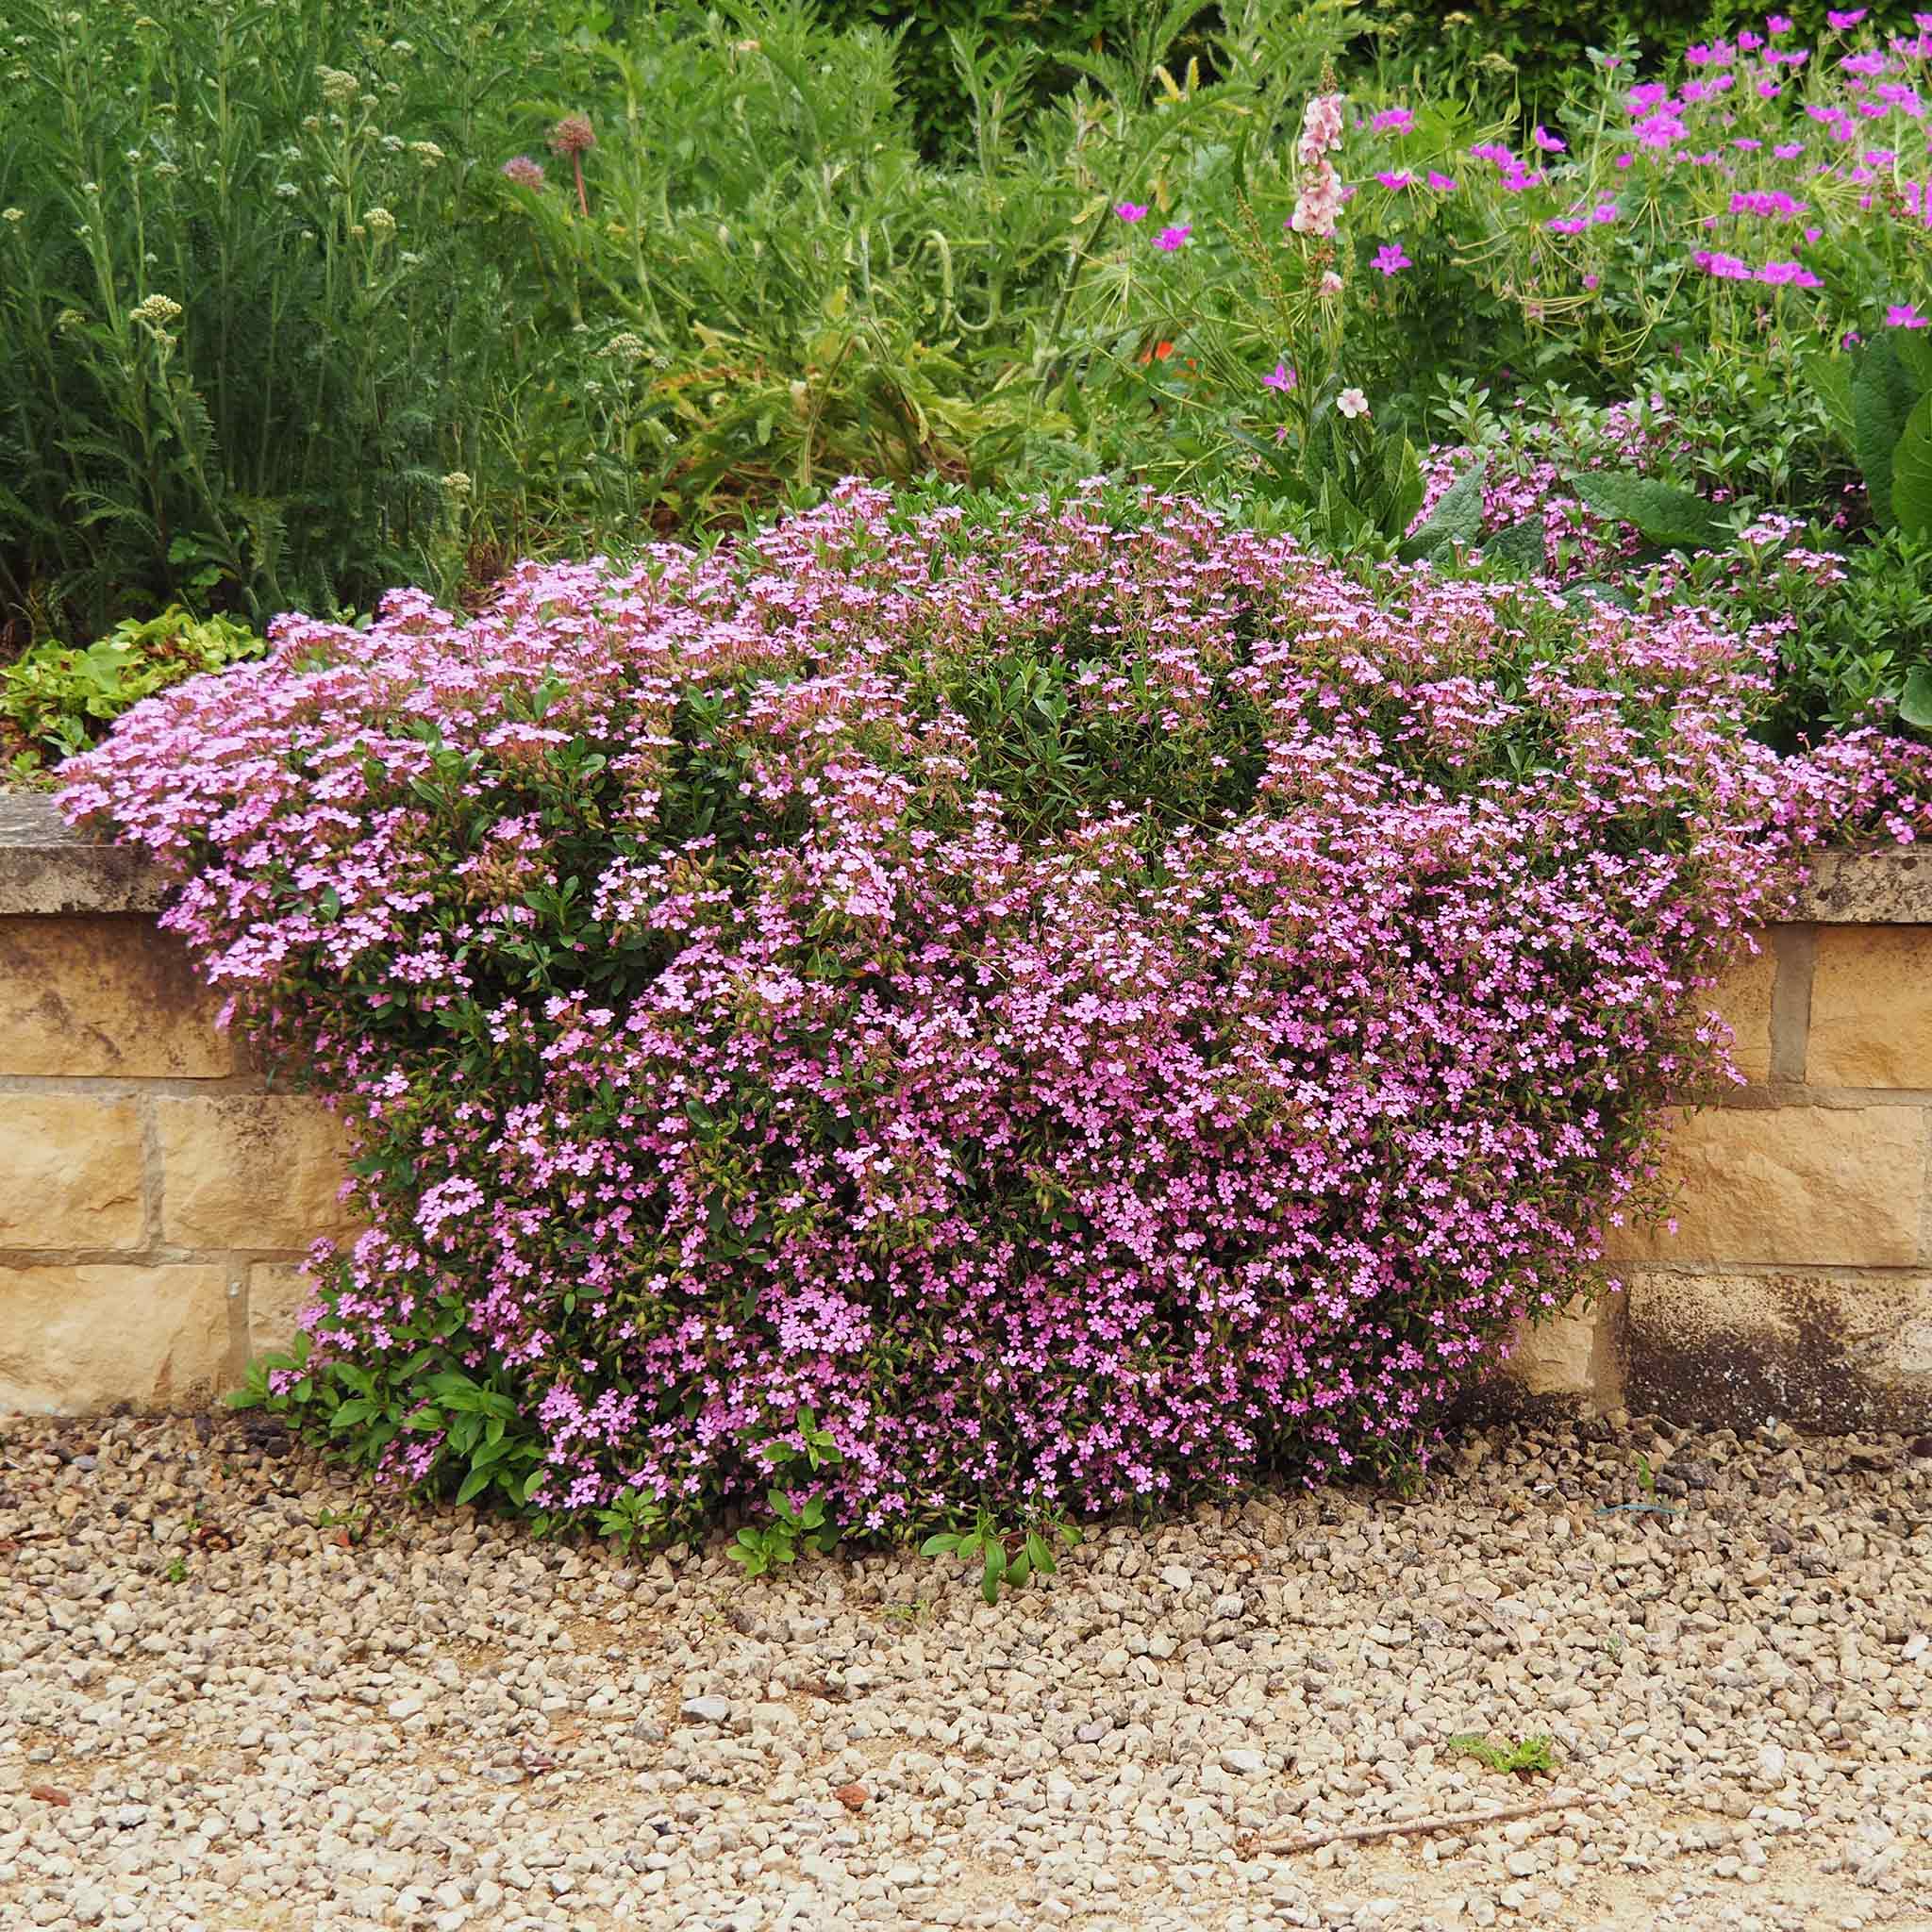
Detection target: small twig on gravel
<box><xmin>1257</xmin><ymin>1789</ymin><xmax>1596</xmax><ymax>1857</ymax></box>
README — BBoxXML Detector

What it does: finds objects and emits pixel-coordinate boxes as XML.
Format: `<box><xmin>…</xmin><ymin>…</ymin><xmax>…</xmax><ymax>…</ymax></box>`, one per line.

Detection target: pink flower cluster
<box><xmin>58</xmin><ymin>484</ymin><xmax>1932</xmax><ymax>1532</ymax></box>
<box><xmin>1291</xmin><ymin>92</ymin><xmax>1348</xmax><ymax>238</ymax></box>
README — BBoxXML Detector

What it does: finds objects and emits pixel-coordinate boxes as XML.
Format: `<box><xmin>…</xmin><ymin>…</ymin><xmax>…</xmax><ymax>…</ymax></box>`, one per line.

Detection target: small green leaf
<box><xmin>455</xmin><ymin>1466</ymin><xmax>491</xmax><ymax>1506</ymax></box>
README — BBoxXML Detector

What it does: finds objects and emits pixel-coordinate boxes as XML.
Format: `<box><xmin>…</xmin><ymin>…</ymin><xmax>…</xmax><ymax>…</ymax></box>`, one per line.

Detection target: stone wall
<box><xmin>1506</xmin><ymin>849</ymin><xmax>1932</xmax><ymax>1433</ymax></box>
<box><xmin>3</xmin><ymin>795</ymin><xmax>1930</xmax><ymax>1430</ymax></box>
<box><xmin>0</xmin><ymin>796</ymin><xmax>353</xmax><ymax>1411</ymax></box>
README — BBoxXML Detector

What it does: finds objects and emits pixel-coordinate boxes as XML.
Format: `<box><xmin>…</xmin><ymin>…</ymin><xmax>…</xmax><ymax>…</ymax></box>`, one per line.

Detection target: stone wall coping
<box><xmin>3</xmin><ymin>788</ymin><xmax>1932</xmax><ymax>924</ymax></box>
<box><xmin>0</xmin><ymin>791</ymin><xmax>165</xmax><ymax>915</ymax></box>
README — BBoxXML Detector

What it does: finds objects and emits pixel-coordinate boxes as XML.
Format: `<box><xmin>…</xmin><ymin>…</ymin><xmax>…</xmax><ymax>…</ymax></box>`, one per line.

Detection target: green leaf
<box><xmin>1892</xmin><ymin>392</ymin><xmax>1932</xmax><ymax>541</ymax></box>
<box><xmin>1378</xmin><ymin>436</ymin><xmax>1424</xmax><ymax>541</ymax></box>
<box><xmin>1397</xmin><ymin>454</ymin><xmax>1488</xmax><ymax>563</ymax></box>
<box><xmin>919</xmin><ymin>1532</ymin><xmax>959</xmax><ymax>1557</ymax></box>
<box><xmin>1804</xmin><ymin>347</ymin><xmax>1858</xmax><ymax>453</ymax></box>
<box><xmin>1900</xmin><ymin>664</ymin><xmax>1932</xmax><ymax>731</ymax></box>
<box><xmin>1482</xmin><ymin>518</ymin><xmax>1548</xmax><ymax>576</ymax></box>
<box><xmin>1894</xmin><ymin>327</ymin><xmax>1932</xmax><ymax>396</ymax></box>
<box><xmin>1855</xmin><ymin>338</ymin><xmax>1920</xmax><ymax>525</ymax></box>
<box><xmin>1559</xmin><ymin>579</ymin><xmax>1638</xmax><ymax>615</ymax></box>
<box><xmin>1566</xmin><ymin>469</ymin><xmax>1724</xmax><ymax>552</ymax></box>
<box><xmin>1025</xmin><ymin>1529</ymin><xmax>1057</xmax><ymax>1575</ymax></box>
<box><xmin>455</xmin><ymin>1466</ymin><xmax>492</xmax><ymax>1506</ymax></box>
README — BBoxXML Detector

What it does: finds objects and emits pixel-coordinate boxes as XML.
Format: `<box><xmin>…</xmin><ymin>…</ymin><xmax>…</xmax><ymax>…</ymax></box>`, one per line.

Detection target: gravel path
<box><xmin>2</xmin><ymin>1408</ymin><xmax>1929</xmax><ymax>1932</ymax></box>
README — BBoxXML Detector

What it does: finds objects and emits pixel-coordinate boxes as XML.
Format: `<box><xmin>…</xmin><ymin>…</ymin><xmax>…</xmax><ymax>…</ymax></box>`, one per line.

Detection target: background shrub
<box><xmin>62</xmin><ymin>483</ymin><xmax>1932</xmax><ymax>1543</ymax></box>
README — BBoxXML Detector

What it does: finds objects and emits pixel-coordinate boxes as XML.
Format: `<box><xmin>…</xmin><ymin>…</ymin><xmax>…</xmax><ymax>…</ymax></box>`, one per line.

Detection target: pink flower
<box><xmin>1766</xmin><ymin>12</ymin><xmax>1794</xmax><ymax>30</ymax></box>
<box><xmin>1372</xmin><ymin>242</ymin><xmax>1412</xmax><ymax>275</ymax></box>
<box><xmin>1370</xmin><ymin>107</ymin><xmax>1414</xmax><ymax>133</ymax></box>
<box><xmin>1263</xmin><ymin>360</ymin><xmax>1298</xmax><ymax>391</ymax></box>
<box><xmin>1115</xmin><ymin>202</ymin><xmax>1148</xmax><ymax>223</ymax></box>
<box><xmin>1155</xmin><ymin>224</ymin><xmax>1191</xmax><ymax>251</ymax></box>
<box><xmin>1889</xmin><ymin>303</ymin><xmax>1931</xmax><ymax>326</ymax></box>
<box><xmin>1376</xmin><ymin>170</ymin><xmax>1415</xmax><ymax>190</ymax></box>
<box><xmin>1336</xmin><ymin>387</ymin><xmax>1370</xmax><ymax>419</ymax></box>
<box><xmin>1319</xmin><ymin>270</ymin><xmax>1344</xmax><ymax>295</ymax></box>
<box><xmin>1532</xmin><ymin>124</ymin><xmax>1567</xmax><ymax>153</ymax></box>
<box><xmin>1827</xmin><ymin>8</ymin><xmax>1866</xmax><ymax>25</ymax></box>
<box><xmin>1427</xmin><ymin>171</ymin><xmax>1458</xmax><ymax>192</ymax></box>
<box><xmin>500</xmin><ymin>156</ymin><xmax>545</xmax><ymax>190</ymax></box>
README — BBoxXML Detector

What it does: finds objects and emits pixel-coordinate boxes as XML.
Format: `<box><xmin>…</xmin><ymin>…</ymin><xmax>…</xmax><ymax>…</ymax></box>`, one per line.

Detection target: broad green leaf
<box><xmin>1397</xmin><ymin>454</ymin><xmax>1488</xmax><ymax>563</ymax></box>
<box><xmin>1567</xmin><ymin>469</ymin><xmax>1724</xmax><ymax>552</ymax></box>
<box><xmin>1854</xmin><ymin>337</ymin><xmax>1919</xmax><ymax>525</ymax></box>
<box><xmin>1900</xmin><ymin>664</ymin><xmax>1932</xmax><ymax>731</ymax></box>
<box><xmin>1894</xmin><ymin>327</ymin><xmax>1932</xmax><ymax>395</ymax></box>
<box><xmin>1891</xmin><ymin>391</ymin><xmax>1932</xmax><ymax>540</ymax></box>
<box><xmin>1482</xmin><ymin>518</ymin><xmax>1548</xmax><ymax>576</ymax></box>
<box><xmin>1803</xmin><ymin>347</ymin><xmax>1857</xmax><ymax>452</ymax></box>
<box><xmin>455</xmin><ymin>1466</ymin><xmax>491</xmax><ymax>1506</ymax></box>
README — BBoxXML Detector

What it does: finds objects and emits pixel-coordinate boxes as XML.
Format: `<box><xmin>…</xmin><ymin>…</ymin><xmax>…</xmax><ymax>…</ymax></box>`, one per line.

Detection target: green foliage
<box><xmin>1</xmin><ymin>605</ymin><xmax>261</xmax><ymax>774</ymax></box>
<box><xmin>0</xmin><ymin>0</ymin><xmax>529</xmax><ymax>639</ymax></box>
<box><xmin>1447</xmin><ymin>1732</ymin><xmax>1557</xmax><ymax>1774</ymax></box>
<box><xmin>1566</xmin><ymin>470</ymin><xmax>1728</xmax><ymax>555</ymax></box>
<box><xmin>921</xmin><ymin>1509</ymin><xmax>1080</xmax><ymax>1606</ymax></box>
<box><xmin>726</xmin><ymin>1489</ymin><xmax>841</xmax><ymax>1574</ymax></box>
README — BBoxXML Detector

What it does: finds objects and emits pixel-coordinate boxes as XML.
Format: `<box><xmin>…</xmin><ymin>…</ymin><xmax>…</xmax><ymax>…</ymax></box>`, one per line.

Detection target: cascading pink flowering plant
<box><xmin>58</xmin><ymin>481</ymin><xmax>1932</xmax><ymax>1542</ymax></box>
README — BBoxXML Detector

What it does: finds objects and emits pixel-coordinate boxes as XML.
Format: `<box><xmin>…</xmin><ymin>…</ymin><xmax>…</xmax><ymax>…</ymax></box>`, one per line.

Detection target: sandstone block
<box><xmin>1707</xmin><ymin>945</ymin><xmax>1774</xmax><ymax>1085</ymax></box>
<box><xmin>156</xmin><ymin>1095</ymin><xmax>354</xmax><ymax>1249</ymax></box>
<box><xmin>1607</xmin><ymin>1105</ymin><xmax>1924</xmax><ymax>1267</ymax></box>
<box><xmin>247</xmin><ymin>1260</ymin><xmax>319</xmax><ymax>1359</ymax></box>
<box><xmin>0</xmin><ymin>915</ymin><xmax>231</xmax><ymax>1077</ymax></box>
<box><xmin>1625</xmin><ymin>1268</ymin><xmax>1932</xmax><ymax>1431</ymax></box>
<box><xmin>0</xmin><ymin>1263</ymin><xmax>230</xmax><ymax>1410</ymax></box>
<box><xmin>1808</xmin><ymin>925</ymin><xmax>1932</xmax><ymax>1089</ymax></box>
<box><xmin>1504</xmin><ymin>1292</ymin><xmax>1612</xmax><ymax>1402</ymax></box>
<box><xmin>0</xmin><ymin>1094</ymin><xmax>145</xmax><ymax>1250</ymax></box>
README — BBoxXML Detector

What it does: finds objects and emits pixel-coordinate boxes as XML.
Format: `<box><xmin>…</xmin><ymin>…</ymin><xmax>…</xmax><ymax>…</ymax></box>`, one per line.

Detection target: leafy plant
<box><xmin>727</xmin><ymin>1489</ymin><xmax>841</xmax><ymax>1576</ymax></box>
<box><xmin>2</xmin><ymin>605</ymin><xmax>260</xmax><ymax>772</ymax></box>
<box><xmin>112</xmin><ymin>483</ymin><xmax>1932</xmax><ymax>1551</ymax></box>
<box><xmin>1448</xmin><ymin>1732</ymin><xmax>1556</xmax><ymax>1776</ymax></box>
<box><xmin>920</xmin><ymin>1509</ymin><xmax>1079</xmax><ymax>1606</ymax></box>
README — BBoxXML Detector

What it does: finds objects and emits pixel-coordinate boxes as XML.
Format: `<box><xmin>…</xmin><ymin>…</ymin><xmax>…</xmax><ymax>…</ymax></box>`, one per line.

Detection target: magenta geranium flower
<box><xmin>1889</xmin><ymin>303</ymin><xmax>1930</xmax><ymax>328</ymax></box>
<box><xmin>1115</xmin><ymin>202</ymin><xmax>1148</xmax><ymax>223</ymax></box>
<box><xmin>1155</xmin><ymin>223</ymin><xmax>1191</xmax><ymax>251</ymax></box>
<box><xmin>1372</xmin><ymin>242</ymin><xmax>1412</xmax><ymax>275</ymax></box>
<box><xmin>1262</xmin><ymin>360</ymin><xmax>1298</xmax><ymax>391</ymax></box>
<box><xmin>1532</xmin><ymin>124</ymin><xmax>1567</xmax><ymax>153</ymax></box>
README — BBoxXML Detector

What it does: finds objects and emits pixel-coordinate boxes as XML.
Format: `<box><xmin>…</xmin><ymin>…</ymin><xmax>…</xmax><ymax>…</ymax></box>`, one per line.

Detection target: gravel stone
<box><xmin>2</xmin><ymin>1410</ymin><xmax>1928</xmax><ymax>1930</ymax></box>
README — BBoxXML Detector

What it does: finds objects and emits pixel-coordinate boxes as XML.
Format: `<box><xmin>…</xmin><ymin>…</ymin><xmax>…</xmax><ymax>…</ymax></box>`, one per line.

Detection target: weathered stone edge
<box><xmin>0</xmin><ymin>791</ymin><xmax>165</xmax><ymax>914</ymax></box>
<box><xmin>3</xmin><ymin>789</ymin><xmax>1930</xmax><ymax>923</ymax></box>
